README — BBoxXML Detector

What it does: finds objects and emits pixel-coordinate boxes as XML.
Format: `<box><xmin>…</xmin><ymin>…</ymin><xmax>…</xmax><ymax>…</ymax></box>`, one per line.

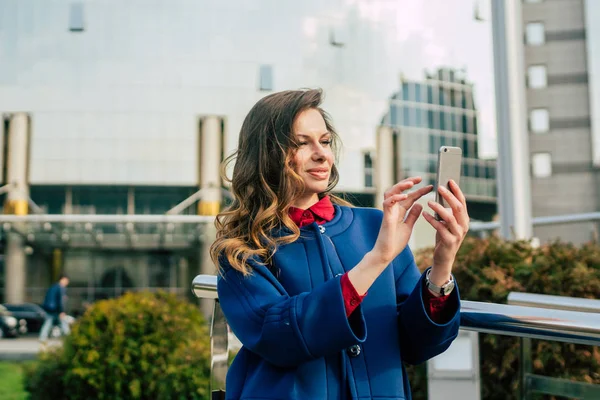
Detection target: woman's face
<box><xmin>291</xmin><ymin>108</ymin><xmax>334</xmax><ymax>208</ymax></box>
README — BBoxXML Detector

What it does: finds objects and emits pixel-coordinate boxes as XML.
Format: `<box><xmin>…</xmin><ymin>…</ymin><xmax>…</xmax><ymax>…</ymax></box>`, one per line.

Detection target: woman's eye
<box><xmin>298</xmin><ymin>142</ymin><xmax>308</xmax><ymax>146</ymax></box>
<box><xmin>321</xmin><ymin>140</ymin><xmax>332</xmax><ymax>146</ymax></box>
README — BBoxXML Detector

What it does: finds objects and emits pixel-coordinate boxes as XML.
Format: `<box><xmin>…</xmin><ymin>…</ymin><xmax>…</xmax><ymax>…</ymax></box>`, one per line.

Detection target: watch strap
<box><xmin>425</xmin><ymin>269</ymin><xmax>455</xmax><ymax>296</ymax></box>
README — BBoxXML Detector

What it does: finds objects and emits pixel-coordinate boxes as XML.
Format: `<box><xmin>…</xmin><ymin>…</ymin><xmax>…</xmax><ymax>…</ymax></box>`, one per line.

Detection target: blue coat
<box><xmin>217</xmin><ymin>205</ymin><xmax>460</xmax><ymax>400</ymax></box>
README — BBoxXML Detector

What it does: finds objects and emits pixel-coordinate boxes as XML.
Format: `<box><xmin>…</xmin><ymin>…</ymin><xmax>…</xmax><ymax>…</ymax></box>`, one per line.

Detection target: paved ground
<box><xmin>0</xmin><ymin>332</ymin><xmax>240</xmax><ymax>361</ymax></box>
<box><xmin>0</xmin><ymin>335</ymin><xmax>63</xmax><ymax>360</ymax></box>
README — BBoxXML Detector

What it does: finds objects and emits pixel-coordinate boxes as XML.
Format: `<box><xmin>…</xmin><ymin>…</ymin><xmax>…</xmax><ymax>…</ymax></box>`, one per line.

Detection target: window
<box><xmin>389</xmin><ymin>104</ymin><xmax>398</xmax><ymax>126</ymax></box>
<box><xmin>364</xmin><ymin>153</ymin><xmax>374</xmax><ymax>188</ymax></box>
<box><xmin>414</xmin><ymin>83</ymin><xmax>422</xmax><ymax>102</ymax></box>
<box><xmin>531</xmin><ymin>153</ymin><xmax>552</xmax><ymax>177</ymax></box>
<box><xmin>403</xmin><ymin>107</ymin><xmax>410</xmax><ymax>127</ymax></box>
<box><xmin>427</xmin><ymin>85</ymin><xmax>434</xmax><ymax>104</ymax></box>
<box><xmin>69</xmin><ymin>2</ymin><xmax>85</xmax><ymax>32</ymax></box>
<box><xmin>402</xmin><ymin>83</ymin><xmax>410</xmax><ymax>101</ymax></box>
<box><xmin>528</xmin><ymin>65</ymin><xmax>547</xmax><ymax>88</ymax></box>
<box><xmin>526</xmin><ymin>22</ymin><xmax>545</xmax><ymax>45</ymax></box>
<box><xmin>259</xmin><ymin>65</ymin><xmax>273</xmax><ymax>91</ymax></box>
<box><xmin>437</xmin><ymin>111</ymin><xmax>445</xmax><ymax>131</ymax></box>
<box><xmin>530</xmin><ymin>109</ymin><xmax>549</xmax><ymax>133</ymax></box>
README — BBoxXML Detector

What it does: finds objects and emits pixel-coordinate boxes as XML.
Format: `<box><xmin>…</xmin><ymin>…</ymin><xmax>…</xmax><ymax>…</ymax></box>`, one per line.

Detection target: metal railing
<box><xmin>504</xmin><ymin>293</ymin><xmax>600</xmax><ymax>400</ymax></box>
<box><xmin>469</xmin><ymin>211</ymin><xmax>600</xmax><ymax>232</ymax></box>
<box><xmin>192</xmin><ymin>274</ymin><xmax>600</xmax><ymax>400</ymax></box>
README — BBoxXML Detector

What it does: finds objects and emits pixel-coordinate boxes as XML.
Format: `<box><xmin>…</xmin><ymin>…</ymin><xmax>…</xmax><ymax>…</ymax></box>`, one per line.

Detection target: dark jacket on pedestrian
<box><xmin>42</xmin><ymin>283</ymin><xmax>66</xmax><ymax>314</ymax></box>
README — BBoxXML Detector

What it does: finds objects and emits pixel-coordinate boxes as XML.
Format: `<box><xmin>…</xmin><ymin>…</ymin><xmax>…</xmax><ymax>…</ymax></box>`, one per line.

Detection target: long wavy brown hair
<box><xmin>210</xmin><ymin>89</ymin><xmax>351</xmax><ymax>275</ymax></box>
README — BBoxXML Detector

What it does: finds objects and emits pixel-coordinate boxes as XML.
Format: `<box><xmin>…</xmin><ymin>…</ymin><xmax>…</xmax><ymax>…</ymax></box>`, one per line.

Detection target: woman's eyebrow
<box><xmin>295</xmin><ymin>132</ymin><xmax>331</xmax><ymax>139</ymax></box>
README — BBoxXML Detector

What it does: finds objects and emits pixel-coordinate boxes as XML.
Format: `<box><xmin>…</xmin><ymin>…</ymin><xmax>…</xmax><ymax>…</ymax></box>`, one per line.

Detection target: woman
<box><xmin>211</xmin><ymin>89</ymin><xmax>469</xmax><ymax>400</ymax></box>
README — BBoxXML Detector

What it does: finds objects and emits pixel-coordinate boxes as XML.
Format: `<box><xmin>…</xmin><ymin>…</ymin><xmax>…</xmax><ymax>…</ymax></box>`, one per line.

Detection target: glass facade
<box><xmin>0</xmin><ymin>0</ymin><xmax>413</xmax><ymax>307</ymax></box>
<box><xmin>0</xmin><ymin>0</ymin><xmax>407</xmax><ymax>192</ymax></box>
<box><xmin>382</xmin><ymin>68</ymin><xmax>497</xmax><ymax>202</ymax></box>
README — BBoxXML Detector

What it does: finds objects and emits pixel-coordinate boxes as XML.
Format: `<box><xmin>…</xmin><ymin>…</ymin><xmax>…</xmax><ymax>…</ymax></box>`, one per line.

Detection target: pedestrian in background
<box><xmin>39</xmin><ymin>274</ymin><xmax>70</xmax><ymax>343</ymax></box>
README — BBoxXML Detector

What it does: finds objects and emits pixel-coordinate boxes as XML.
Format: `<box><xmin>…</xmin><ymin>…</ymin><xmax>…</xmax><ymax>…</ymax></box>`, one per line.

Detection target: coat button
<box><xmin>347</xmin><ymin>344</ymin><xmax>361</xmax><ymax>357</ymax></box>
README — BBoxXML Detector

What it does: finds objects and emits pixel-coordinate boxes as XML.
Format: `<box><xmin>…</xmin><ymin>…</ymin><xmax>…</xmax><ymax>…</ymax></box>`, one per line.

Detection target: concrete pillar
<box><xmin>52</xmin><ymin>248</ymin><xmax>63</xmax><ymax>282</ymax></box>
<box><xmin>198</xmin><ymin>116</ymin><xmax>223</xmax><ymax>216</ymax></box>
<box><xmin>5</xmin><ymin>233</ymin><xmax>26</xmax><ymax>303</ymax></box>
<box><xmin>491</xmin><ymin>0</ymin><xmax>532</xmax><ymax>240</ymax></box>
<box><xmin>127</xmin><ymin>187</ymin><xmax>135</xmax><ymax>214</ymax></box>
<box><xmin>196</xmin><ymin>116</ymin><xmax>223</xmax><ymax>319</ymax></box>
<box><xmin>375</xmin><ymin>125</ymin><xmax>395</xmax><ymax>207</ymax></box>
<box><xmin>5</xmin><ymin>113</ymin><xmax>30</xmax><ymax>215</ymax></box>
<box><xmin>4</xmin><ymin>113</ymin><xmax>30</xmax><ymax>304</ymax></box>
<box><xmin>64</xmin><ymin>187</ymin><xmax>73</xmax><ymax>214</ymax></box>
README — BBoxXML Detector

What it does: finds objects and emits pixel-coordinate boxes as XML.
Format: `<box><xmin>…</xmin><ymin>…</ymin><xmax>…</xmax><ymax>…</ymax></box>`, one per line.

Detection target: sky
<box><xmin>388</xmin><ymin>0</ymin><xmax>498</xmax><ymax>158</ymax></box>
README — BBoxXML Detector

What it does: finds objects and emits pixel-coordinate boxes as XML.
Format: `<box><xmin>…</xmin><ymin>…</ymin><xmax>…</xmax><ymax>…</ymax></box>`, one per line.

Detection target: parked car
<box><xmin>3</xmin><ymin>303</ymin><xmax>47</xmax><ymax>333</ymax></box>
<box><xmin>0</xmin><ymin>305</ymin><xmax>27</xmax><ymax>338</ymax></box>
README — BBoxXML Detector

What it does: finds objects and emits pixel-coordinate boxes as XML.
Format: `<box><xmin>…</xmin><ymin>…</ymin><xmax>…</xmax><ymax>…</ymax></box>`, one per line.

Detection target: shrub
<box><xmin>408</xmin><ymin>236</ymin><xmax>600</xmax><ymax>400</ymax></box>
<box><xmin>23</xmin><ymin>348</ymin><xmax>69</xmax><ymax>400</ymax></box>
<box><xmin>25</xmin><ymin>291</ymin><xmax>211</xmax><ymax>400</ymax></box>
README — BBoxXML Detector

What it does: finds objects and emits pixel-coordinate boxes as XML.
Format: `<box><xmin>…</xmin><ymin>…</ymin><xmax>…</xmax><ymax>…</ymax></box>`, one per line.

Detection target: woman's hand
<box><xmin>349</xmin><ymin>176</ymin><xmax>432</xmax><ymax>296</ymax></box>
<box><xmin>422</xmin><ymin>179</ymin><xmax>469</xmax><ymax>285</ymax></box>
<box><xmin>371</xmin><ymin>177</ymin><xmax>433</xmax><ymax>265</ymax></box>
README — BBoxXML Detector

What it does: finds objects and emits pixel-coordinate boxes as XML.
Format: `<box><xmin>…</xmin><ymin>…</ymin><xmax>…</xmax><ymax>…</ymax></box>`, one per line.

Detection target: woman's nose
<box><xmin>312</xmin><ymin>144</ymin><xmax>326</xmax><ymax>160</ymax></box>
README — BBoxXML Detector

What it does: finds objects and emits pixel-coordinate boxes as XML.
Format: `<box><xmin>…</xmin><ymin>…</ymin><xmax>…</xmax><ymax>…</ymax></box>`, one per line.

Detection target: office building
<box><xmin>377</xmin><ymin>68</ymin><xmax>497</xmax><ymax>228</ymax></box>
<box><xmin>522</xmin><ymin>0</ymin><xmax>600</xmax><ymax>243</ymax></box>
<box><xmin>0</xmin><ymin>0</ymin><xmax>407</xmax><ymax>310</ymax></box>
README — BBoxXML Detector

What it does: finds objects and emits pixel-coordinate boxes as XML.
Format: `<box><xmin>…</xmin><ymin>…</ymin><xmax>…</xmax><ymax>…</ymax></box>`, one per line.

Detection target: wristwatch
<box><xmin>425</xmin><ymin>269</ymin><xmax>455</xmax><ymax>296</ymax></box>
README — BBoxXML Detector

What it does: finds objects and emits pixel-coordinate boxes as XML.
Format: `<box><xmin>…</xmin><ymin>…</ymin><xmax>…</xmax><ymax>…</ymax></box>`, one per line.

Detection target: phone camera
<box><xmin>443</xmin><ymin>148</ymin><xmax>448</xmax><ymax>152</ymax></box>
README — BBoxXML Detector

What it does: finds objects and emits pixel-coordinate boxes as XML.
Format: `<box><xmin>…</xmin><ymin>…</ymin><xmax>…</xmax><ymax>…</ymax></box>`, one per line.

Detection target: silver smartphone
<box><xmin>435</xmin><ymin>146</ymin><xmax>462</xmax><ymax>220</ymax></box>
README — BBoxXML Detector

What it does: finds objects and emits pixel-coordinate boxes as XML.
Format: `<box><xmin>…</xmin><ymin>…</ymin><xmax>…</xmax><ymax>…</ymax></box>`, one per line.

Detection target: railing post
<box><xmin>210</xmin><ymin>299</ymin><xmax>228</xmax><ymax>398</ymax></box>
<box><xmin>519</xmin><ymin>337</ymin><xmax>532</xmax><ymax>400</ymax></box>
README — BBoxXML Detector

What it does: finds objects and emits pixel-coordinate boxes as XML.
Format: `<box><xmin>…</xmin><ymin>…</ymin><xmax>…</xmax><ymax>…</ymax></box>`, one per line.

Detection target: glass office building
<box><xmin>381</xmin><ymin>68</ymin><xmax>497</xmax><ymax>220</ymax></box>
<box><xmin>0</xmin><ymin>0</ymin><xmax>410</xmax><ymax>310</ymax></box>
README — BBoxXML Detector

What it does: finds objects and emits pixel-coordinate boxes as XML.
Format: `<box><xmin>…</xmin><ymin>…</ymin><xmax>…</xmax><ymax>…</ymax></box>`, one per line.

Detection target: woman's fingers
<box><xmin>383</xmin><ymin>177</ymin><xmax>422</xmax><ymax>200</ymax></box>
<box><xmin>448</xmin><ymin>180</ymin><xmax>470</xmax><ymax>229</ymax></box>
<box><xmin>403</xmin><ymin>203</ymin><xmax>422</xmax><ymax>229</ymax></box>
<box><xmin>427</xmin><ymin>200</ymin><xmax>463</xmax><ymax>237</ymax></box>
<box><xmin>448</xmin><ymin>179</ymin><xmax>466</xmax><ymax>204</ymax></box>
<box><xmin>439</xmin><ymin>181</ymin><xmax>469</xmax><ymax>229</ymax></box>
<box><xmin>391</xmin><ymin>184</ymin><xmax>432</xmax><ymax>215</ymax></box>
<box><xmin>407</xmin><ymin>184</ymin><xmax>433</xmax><ymax>201</ymax></box>
<box><xmin>436</xmin><ymin>187</ymin><xmax>465</xmax><ymax>226</ymax></box>
<box><xmin>422</xmin><ymin>211</ymin><xmax>456</xmax><ymax>243</ymax></box>
<box><xmin>382</xmin><ymin>194</ymin><xmax>408</xmax><ymax>209</ymax></box>
<box><xmin>383</xmin><ymin>193</ymin><xmax>423</xmax><ymax>227</ymax></box>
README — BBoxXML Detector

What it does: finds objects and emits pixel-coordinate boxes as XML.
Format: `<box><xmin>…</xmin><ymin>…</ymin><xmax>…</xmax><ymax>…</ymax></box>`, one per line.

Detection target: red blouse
<box><xmin>288</xmin><ymin>196</ymin><xmax>451</xmax><ymax>323</ymax></box>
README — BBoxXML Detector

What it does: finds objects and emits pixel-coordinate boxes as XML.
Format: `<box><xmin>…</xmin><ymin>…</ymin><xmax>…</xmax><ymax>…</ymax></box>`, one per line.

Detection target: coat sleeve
<box><xmin>393</xmin><ymin>246</ymin><xmax>461</xmax><ymax>365</ymax></box>
<box><xmin>57</xmin><ymin>287</ymin><xmax>66</xmax><ymax>313</ymax></box>
<box><xmin>217</xmin><ymin>262</ymin><xmax>367</xmax><ymax>368</ymax></box>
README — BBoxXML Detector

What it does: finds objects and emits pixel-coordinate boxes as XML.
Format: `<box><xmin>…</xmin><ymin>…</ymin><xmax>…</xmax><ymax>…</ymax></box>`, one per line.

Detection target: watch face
<box><xmin>442</xmin><ymin>281</ymin><xmax>455</xmax><ymax>295</ymax></box>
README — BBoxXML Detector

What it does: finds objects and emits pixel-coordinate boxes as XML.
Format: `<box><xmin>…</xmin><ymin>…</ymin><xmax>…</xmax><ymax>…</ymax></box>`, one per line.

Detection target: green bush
<box><xmin>409</xmin><ymin>236</ymin><xmax>600</xmax><ymax>400</ymax></box>
<box><xmin>23</xmin><ymin>348</ymin><xmax>68</xmax><ymax>400</ymax></box>
<box><xmin>25</xmin><ymin>291</ymin><xmax>211</xmax><ymax>400</ymax></box>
